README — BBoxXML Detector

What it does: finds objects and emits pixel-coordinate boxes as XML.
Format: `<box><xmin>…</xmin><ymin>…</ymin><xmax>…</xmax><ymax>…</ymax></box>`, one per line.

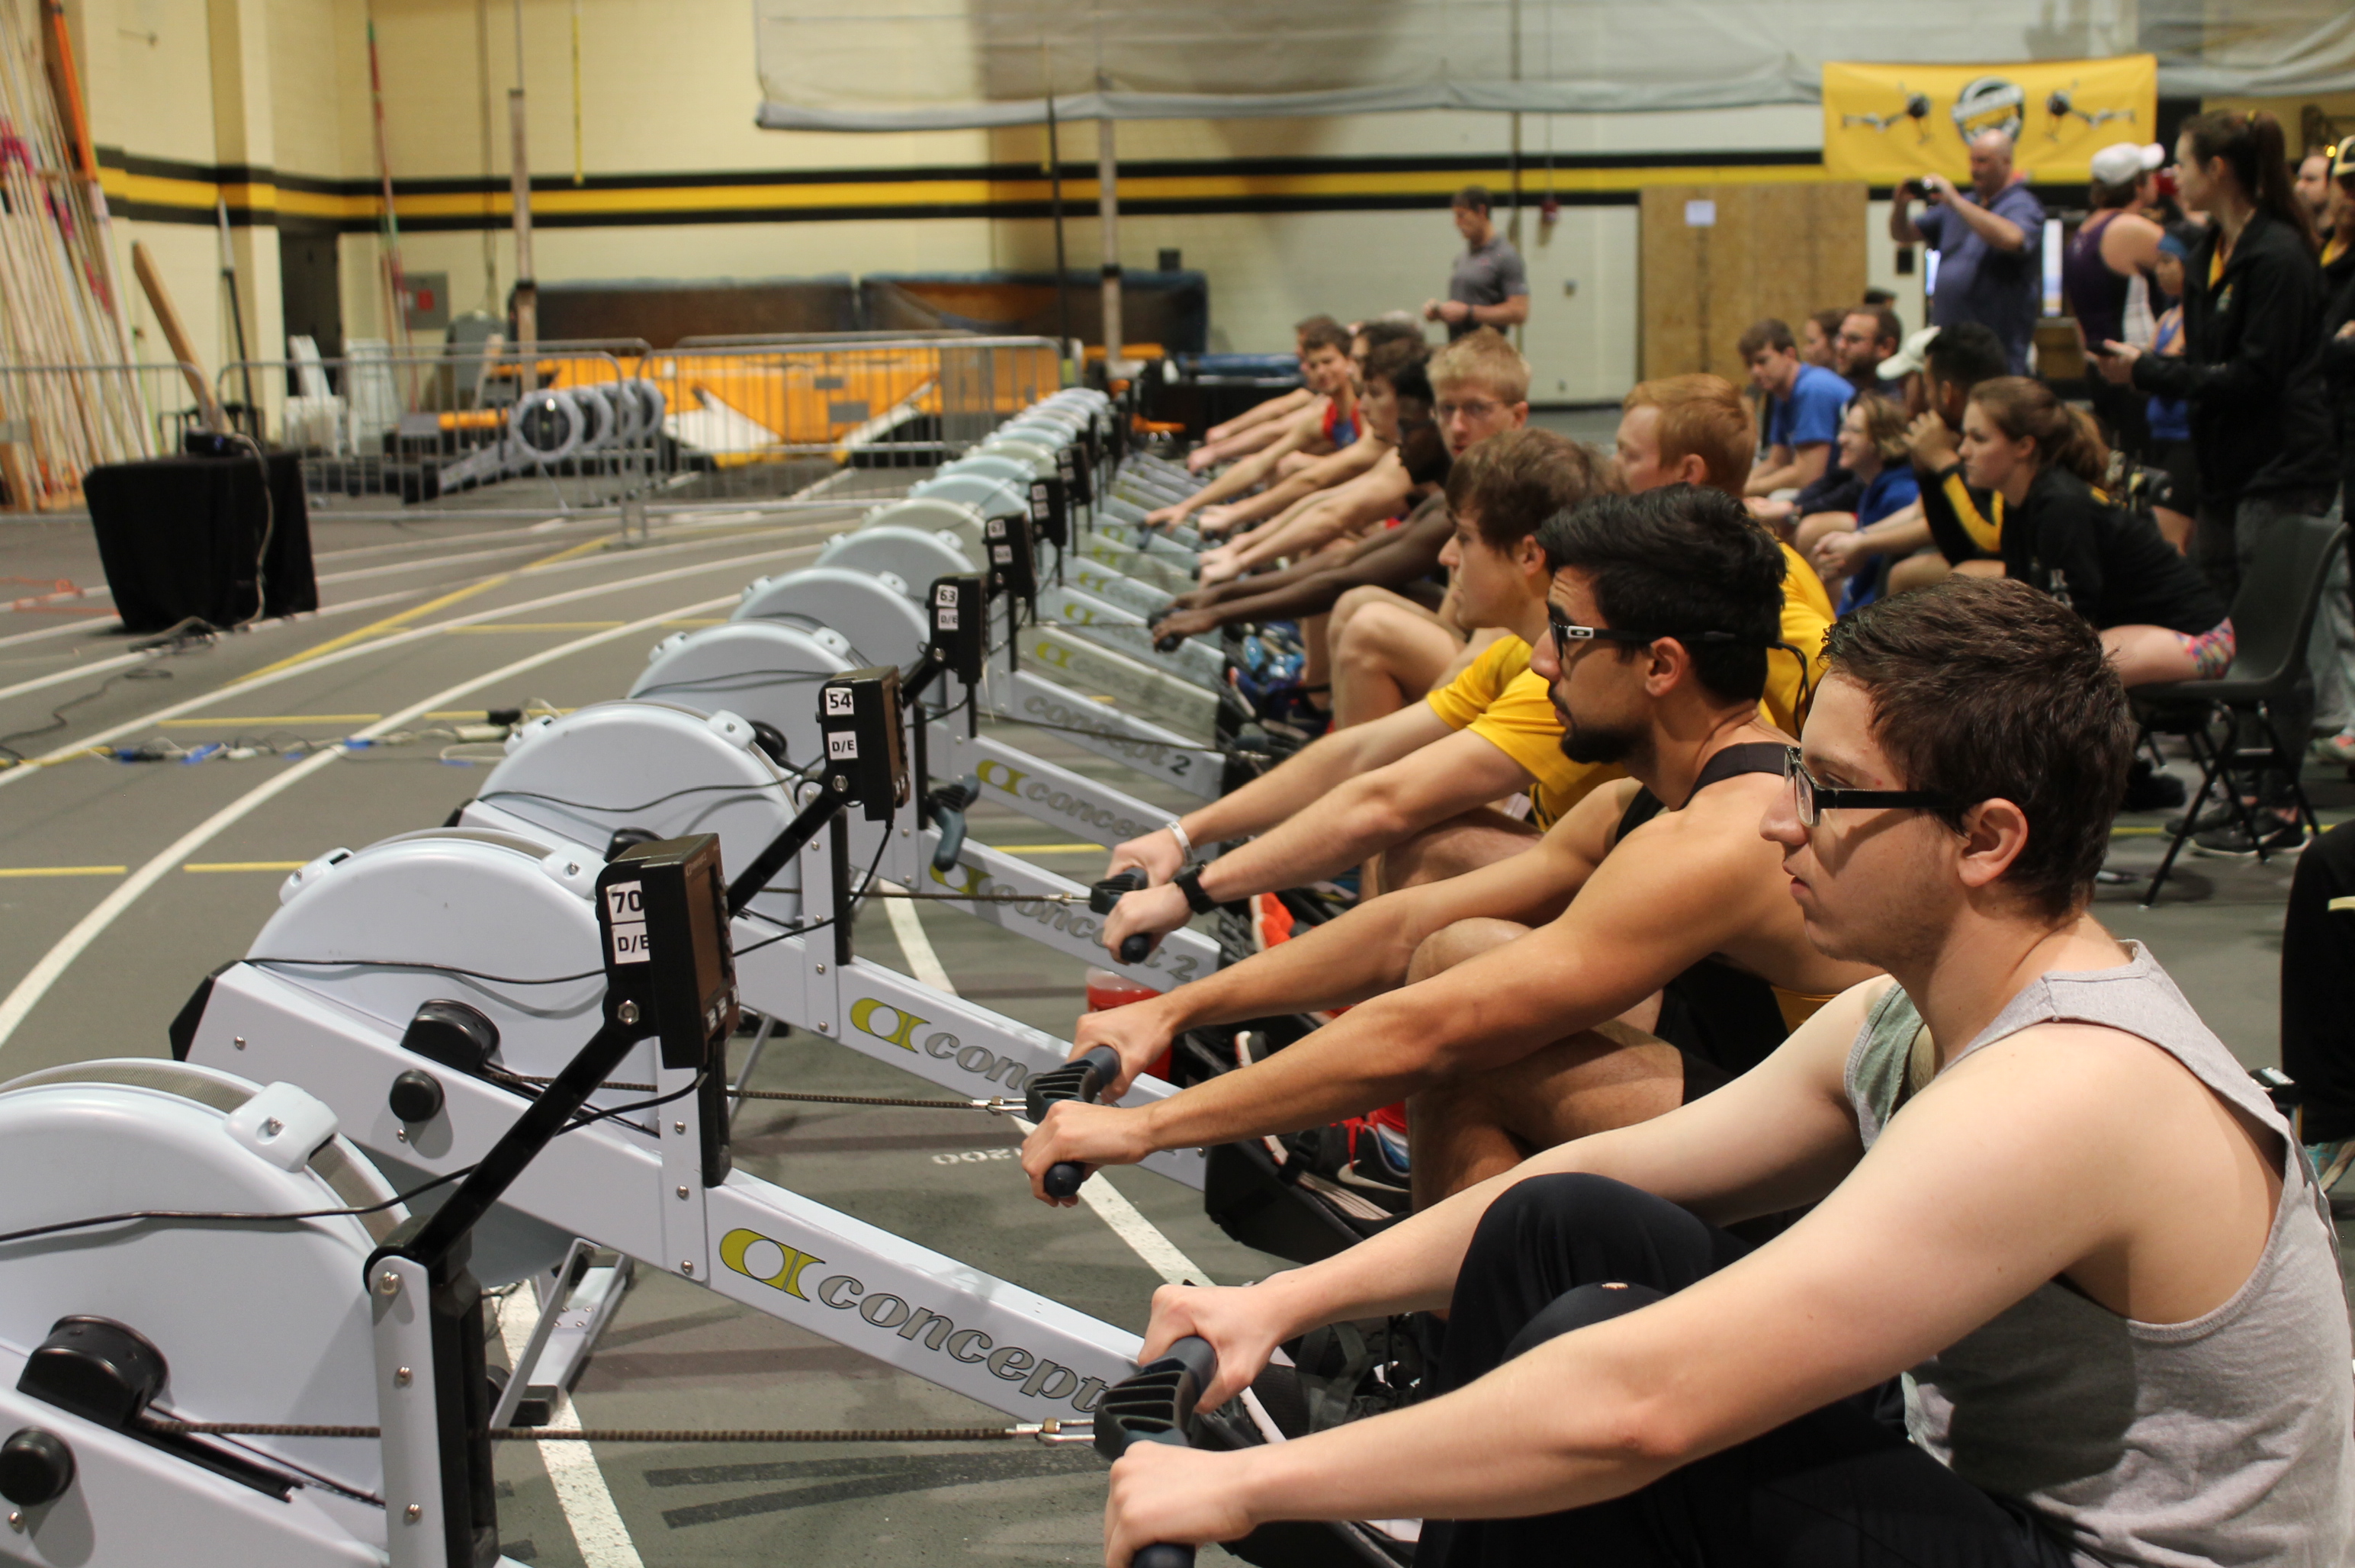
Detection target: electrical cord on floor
<box><xmin>0</xmin><ymin>617</ymin><xmax>218</xmax><ymax>765</ymax></box>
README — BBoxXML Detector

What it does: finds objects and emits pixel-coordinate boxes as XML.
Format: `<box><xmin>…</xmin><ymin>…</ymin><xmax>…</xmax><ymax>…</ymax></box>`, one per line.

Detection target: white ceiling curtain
<box><xmin>751</xmin><ymin>0</ymin><xmax>2355</xmax><ymax>130</ymax></box>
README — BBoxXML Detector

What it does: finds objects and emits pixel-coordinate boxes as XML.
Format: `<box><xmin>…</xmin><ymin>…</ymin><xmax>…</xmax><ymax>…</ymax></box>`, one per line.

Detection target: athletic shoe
<box><xmin>2166</xmin><ymin>795</ymin><xmax>2246</xmax><ymax>837</ymax></box>
<box><xmin>2120</xmin><ymin>758</ymin><xmax>2186</xmax><ymax>812</ymax></box>
<box><xmin>2315</xmin><ymin>731</ymin><xmax>2355</xmax><ymax>770</ymax></box>
<box><xmin>1274</xmin><ymin>1113</ymin><xmax>1411</xmax><ymax>1211</ymax></box>
<box><xmin>2191</xmin><ymin>810</ymin><xmax>2310</xmax><ymax>858</ymax></box>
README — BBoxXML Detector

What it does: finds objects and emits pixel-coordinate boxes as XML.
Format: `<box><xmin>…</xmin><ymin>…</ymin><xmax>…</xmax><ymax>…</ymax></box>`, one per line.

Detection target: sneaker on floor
<box><xmin>1273</xmin><ymin>1113</ymin><xmax>1410</xmax><ymax>1213</ymax></box>
<box><xmin>2191</xmin><ymin>810</ymin><xmax>2309</xmax><ymax>858</ymax></box>
<box><xmin>2166</xmin><ymin>795</ymin><xmax>2247</xmax><ymax>837</ymax></box>
<box><xmin>2306</xmin><ymin>1139</ymin><xmax>2355</xmax><ymax>1208</ymax></box>
<box><xmin>2315</xmin><ymin>731</ymin><xmax>2355</xmax><ymax>769</ymax></box>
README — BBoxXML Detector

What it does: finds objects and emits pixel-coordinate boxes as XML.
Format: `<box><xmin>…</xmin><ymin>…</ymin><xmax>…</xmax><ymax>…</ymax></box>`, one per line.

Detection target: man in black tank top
<box><xmin>1022</xmin><ymin>487</ymin><xmax>1877</xmax><ymax>1211</ymax></box>
<box><xmin>1093</xmin><ymin>576</ymin><xmax>2347</xmax><ymax>1568</ymax></box>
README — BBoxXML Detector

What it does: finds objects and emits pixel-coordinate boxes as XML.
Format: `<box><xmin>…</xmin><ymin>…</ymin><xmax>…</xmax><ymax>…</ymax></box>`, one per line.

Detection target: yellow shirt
<box><xmin>1425</xmin><ymin>636</ymin><xmax>1619</xmax><ymax>829</ymax></box>
<box><xmin>1769</xmin><ymin>542</ymin><xmax>1833</xmax><ymax>736</ymax></box>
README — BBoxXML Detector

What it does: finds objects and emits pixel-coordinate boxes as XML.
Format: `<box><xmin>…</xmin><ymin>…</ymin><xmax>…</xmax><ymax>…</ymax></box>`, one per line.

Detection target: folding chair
<box><xmin>2132</xmin><ymin>515</ymin><xmax>2348</xmax><ymax>907</ymax></box>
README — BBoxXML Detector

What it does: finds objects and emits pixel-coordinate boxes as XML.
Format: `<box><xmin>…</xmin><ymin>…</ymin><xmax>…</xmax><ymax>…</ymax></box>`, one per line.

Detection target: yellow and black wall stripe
<box><xmin>104</xmin><ymin>146</ymin><xmax>1860</xmax><ymax>230</ymax></box>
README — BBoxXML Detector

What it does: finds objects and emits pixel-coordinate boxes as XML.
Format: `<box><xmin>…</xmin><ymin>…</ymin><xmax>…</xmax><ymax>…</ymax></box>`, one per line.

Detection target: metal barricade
<box><xmin>0</xmin><ymin>363</ymin><xmax>194</xmax><ymax>512</ymax></box>
<box><xmin>219</xmin><ymin>347</ymin><xmax>662</xmax><ymax>516</ymax></box>
<box><xmin>636</xmin><ymin>336</ymin><xmax>1063</xmax><ymax>503</ymax></box>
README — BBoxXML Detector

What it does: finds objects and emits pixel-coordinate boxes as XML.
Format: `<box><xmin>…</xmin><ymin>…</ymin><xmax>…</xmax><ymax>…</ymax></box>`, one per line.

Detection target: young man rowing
<box><xmin>1101</xmin><ymin>576</ymin><xmax>2353</xmax><ymax>1568</ymax></box>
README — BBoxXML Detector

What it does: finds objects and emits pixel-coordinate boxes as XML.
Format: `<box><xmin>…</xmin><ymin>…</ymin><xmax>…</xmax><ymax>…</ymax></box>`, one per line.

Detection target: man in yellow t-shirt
<box><xmin>1099</xmin><ymin>430</ymin><xmax>1611</xmax><ymax>954</ymax></box>
<box><xmin>1614</xmin><ymin>374</ymin><xmax>1830</xmax><ymax>731</ymax></box>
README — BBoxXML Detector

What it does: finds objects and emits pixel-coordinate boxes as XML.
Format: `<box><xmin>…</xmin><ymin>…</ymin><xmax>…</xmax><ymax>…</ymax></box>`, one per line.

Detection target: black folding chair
<box><xmin>2132</xmin><ymin>515</ymin><xmax>2348</xmax><ymax>907</ymax></box>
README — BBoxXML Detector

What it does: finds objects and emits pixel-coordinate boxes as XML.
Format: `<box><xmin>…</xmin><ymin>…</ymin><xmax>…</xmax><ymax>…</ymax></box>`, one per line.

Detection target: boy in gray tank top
<box><xmin>1089</xmin><ymin>576</ymin><xmax>2352</xmax><ymax>1568</ymax></box>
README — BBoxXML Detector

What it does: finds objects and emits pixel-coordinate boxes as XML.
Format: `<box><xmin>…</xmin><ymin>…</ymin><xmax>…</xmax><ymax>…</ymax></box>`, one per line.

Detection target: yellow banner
<box><xmin>1822</xmin><ymin>56</ymin><xmax>2158</xmax><ymax>185</ymax></box>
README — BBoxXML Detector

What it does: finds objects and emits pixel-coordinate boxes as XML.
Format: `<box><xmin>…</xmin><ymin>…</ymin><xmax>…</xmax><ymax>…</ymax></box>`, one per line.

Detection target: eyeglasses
<box><xmin>1783</xmin><ymin>745</ymin><xmax>1959</xmax><ymax>828</ymax></box>
<box><xmin>1544</xmin><ymin>605</ymin><xmax>1738</xmax><ymax>667</ymax></box>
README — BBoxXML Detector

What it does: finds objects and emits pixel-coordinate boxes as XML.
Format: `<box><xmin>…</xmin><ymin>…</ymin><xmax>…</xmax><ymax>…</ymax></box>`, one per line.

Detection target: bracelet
<box><xmin>1165</xmin><ymin>820</ymin><xmax>1194</xmax><ymax>862</ymax></box>
<box><xmin>1174</xmin><ymin>864</ymin><xmax>1220</xmax><ymax>916</ymax></box>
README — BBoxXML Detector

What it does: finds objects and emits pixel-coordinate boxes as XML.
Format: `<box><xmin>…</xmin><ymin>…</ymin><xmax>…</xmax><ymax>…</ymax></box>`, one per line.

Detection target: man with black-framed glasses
<box><xmin>1091</xmin><ymin>580</ymin><xmax>2349</xmax><ymax>1568</ymax></box>
<box><xmin>1026</xmin><ymin>485</ymin><xmax>1876</xmax><ymax>1216</ymax></box>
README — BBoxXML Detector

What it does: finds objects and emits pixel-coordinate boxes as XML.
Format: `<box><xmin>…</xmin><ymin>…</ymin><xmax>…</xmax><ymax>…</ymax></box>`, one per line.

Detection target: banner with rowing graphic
<box><xmin>1821</xmin><ymin>56</ymin><xmax>2158</xmax><ymax>185</ymax></box>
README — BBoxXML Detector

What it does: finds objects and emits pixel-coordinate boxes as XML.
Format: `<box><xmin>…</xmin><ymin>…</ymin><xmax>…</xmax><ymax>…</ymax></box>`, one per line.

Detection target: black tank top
<box><xmin>1613</xmin><ymin>742</ymin><xmax>1791</xmax><ymax>1075</ymax></box>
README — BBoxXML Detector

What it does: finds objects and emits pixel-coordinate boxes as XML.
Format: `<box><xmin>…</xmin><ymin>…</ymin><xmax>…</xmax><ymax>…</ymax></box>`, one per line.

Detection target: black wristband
<box><xmin>1174</xmin><ymin>863</ymin><xmax>1219</xmax><ymax>916</ymax></box>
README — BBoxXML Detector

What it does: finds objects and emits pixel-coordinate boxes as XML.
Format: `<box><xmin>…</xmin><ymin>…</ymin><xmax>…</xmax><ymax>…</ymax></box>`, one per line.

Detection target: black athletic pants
<box><xmin>1413</xmin><ymin>1174</ymin><xmax>2075</xmax><ymax>1568</ymax></box>
<box><xmin>2283</xmin><ymin>819</ymin><xmax>2355</xmax><ymax>1143</ymax></box>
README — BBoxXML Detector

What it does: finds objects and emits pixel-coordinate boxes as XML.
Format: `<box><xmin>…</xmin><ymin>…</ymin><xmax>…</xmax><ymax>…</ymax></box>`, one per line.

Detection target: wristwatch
<box><xmin>1174</xmin><ymin>863</ymin><xmax>1220</xmax><ymax>916</ymax></box>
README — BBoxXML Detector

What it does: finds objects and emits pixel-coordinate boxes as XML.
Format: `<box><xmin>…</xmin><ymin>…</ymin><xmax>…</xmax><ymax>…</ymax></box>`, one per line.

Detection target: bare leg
<box><xmin>1408</xmin><ymin>1023</ymin><xmax>1693</xmax><ymax>1208</ymax></box>
<box><xmin>1373</xmin><ymin>807</ymin><xmax>1542</xmax><ymax>893</ymax></box>
<box><xmin>2103</xmin><ymin>623</ymin><xmax>2206</xmax><ymax>688</ymax></box>
<box><xmin>1331</xmin><ymin>590</ymin><xmax>1463</xmax><ymax>728</ymax></box>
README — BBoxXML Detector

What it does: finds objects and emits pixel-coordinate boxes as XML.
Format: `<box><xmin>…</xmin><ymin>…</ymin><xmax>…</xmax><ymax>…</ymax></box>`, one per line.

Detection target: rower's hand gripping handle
<box><xmin>1026</xmin><ymin>1044</ymin><xmax>1120</xmax><ymax>1198</ymax></box>
<box><xmin>1094</xmin><ymin>1335</ymin><xmax>1219</xmax><ymax>1568</ymax></box>
<box><xmin>1091</xmin><ymin>869</ymin><xmax>1153</xmax><ymax>964</ymax></box>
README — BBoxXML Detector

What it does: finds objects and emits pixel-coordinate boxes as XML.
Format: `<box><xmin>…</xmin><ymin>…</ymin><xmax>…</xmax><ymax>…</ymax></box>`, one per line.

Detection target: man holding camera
<box><xmin>1891</xmin><ymin>130</ymin><xmax>2045</xmax><ymax>374</ymax></box>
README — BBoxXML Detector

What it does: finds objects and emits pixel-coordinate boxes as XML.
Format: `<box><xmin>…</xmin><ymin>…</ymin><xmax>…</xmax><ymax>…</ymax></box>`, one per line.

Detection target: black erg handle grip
<box><xmin>1094</xmin><ymin>1335</ymin><xmax>1219</xmax><ymax>1568</ymax></box>
<box><xmin>1027</xmin><ymin>1044</ymin><xmax>1121</xmax><ymax>1198</ymax></box>
<box><xmin>927</xmin><ymin>773</ymin><xmax>982</xmax><ymax>872</ymax></box>
<box><xmin>1090</xmin><ymin>869</ymin><xmax>1153</xmax><ymax>963</ymax></box>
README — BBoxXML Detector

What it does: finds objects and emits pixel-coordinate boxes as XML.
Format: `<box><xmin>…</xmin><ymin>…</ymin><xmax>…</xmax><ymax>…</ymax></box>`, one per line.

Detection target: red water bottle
<box><xmin>1084</xmin><ymin>966</ymin><xmax>1171</xmax><ymax>1082</ymax></box>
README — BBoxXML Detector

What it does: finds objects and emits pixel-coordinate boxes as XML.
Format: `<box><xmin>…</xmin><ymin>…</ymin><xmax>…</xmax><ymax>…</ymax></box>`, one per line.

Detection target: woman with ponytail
<box><xmin>2095</xmin><ymin>111</ymin><xmax>2337</xmax><ymax>599</ymax></box>
<box><xmin>1961</xmin><ymin>378</ymin><xmax>2231</xmax><ymax>688</ymax></box>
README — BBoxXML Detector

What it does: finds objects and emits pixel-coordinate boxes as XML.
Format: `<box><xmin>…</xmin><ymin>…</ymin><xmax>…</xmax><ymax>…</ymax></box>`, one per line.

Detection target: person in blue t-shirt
<box><xmin>1823</xmin><ymin>394</ymin><xmax>1923</xmax><ymax>612</ymax></box>
<box><xmin>1890</xmin><ymin>130</ymin><xmax>2047</xmax><ymax>374</ymax></box>
<box><xmin>1739</xmin><ymin>317</ymin><xmax>1851</xmax><ymax>496</ymax></box>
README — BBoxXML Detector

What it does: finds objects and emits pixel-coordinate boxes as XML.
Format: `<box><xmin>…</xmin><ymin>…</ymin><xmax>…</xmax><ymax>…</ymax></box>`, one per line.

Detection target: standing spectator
<box><xmin>2141</xmin><ymin>230</ymin><xmax>2199</xmax><ymax>553</ymax></box>
<box><xmin>2067</xmin><ymin>142</ymin><xmax>2168</xmax><ymax>458</ymax></box>
<box><xmin>1890</xmin><ymin>130</ymin><xmax>2046</xmax><ymax>373</ymax></box>
<box><xmin>1422</xmin><ymin>187</ymin><xmax>1529</xmax><ymax>341</ymax></box>
<box><xmin>2099</xmin><ymin>110</ymin><xmax>2338</xmax><ymax>854</ymax></box>
<box><xmin>1739</xmin><ymin>318</ymin><xmax>1850</xmax><ymax>496</ymax></box>
<box><xmin>2308</xmin><ymin>146</ymin><xmax>2355</xmax><ymax>765</ymax></box>
<box><xmin>1801</xmin><ymin>307</ymin><xmax>1847</xmax><ymax>370</ymax></box>
<box><xmin>1833</xmin><ymin>304</ymin><xmax>1903</xmax><ymax>395</ymax></box>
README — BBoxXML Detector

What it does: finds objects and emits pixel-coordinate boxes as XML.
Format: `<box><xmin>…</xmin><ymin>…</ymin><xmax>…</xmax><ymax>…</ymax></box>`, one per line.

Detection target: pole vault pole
<box><xmin>1095</xmin><ymin>92</ymin><xmax>1121</xmax><ymax>375</ymax></box>
<box><xmin>510</xmin><ymin>0</ymin><xmax>538</xmax><ymax>357</ymax></box>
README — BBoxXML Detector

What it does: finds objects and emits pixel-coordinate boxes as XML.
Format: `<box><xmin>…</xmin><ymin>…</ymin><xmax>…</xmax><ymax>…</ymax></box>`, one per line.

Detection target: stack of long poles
<box><xmin>0</xmin><ymin>0</ymin><xmax>149</xmax><ymax>509</ymax></box>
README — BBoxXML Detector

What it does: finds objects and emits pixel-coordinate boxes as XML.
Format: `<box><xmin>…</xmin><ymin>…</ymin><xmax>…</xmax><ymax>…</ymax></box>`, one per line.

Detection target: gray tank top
<box><xmin>1848</xmin><ymin>943</ymin><xmax>2353</xmax><ymax>1568</ymax></box>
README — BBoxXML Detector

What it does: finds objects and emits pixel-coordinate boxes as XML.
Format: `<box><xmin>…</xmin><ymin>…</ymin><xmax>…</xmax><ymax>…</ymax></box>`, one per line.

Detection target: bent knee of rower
<box><xmin>1406</xmin><ymin>917</ymin><xmax>1531</xmax><ymax>983</ymax></box>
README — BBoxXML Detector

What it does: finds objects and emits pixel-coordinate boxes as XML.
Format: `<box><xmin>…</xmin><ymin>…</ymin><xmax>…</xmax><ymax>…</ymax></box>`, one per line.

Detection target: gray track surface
<box><xmin>2</xmin><ymin>498</ymin><xmax>2345</xmax><ymax>1564</ymax></box>
<box><xmin>0</xmin><ymin>506</ymin><xmax>1284</xmax><ymax>1566</ymax></box>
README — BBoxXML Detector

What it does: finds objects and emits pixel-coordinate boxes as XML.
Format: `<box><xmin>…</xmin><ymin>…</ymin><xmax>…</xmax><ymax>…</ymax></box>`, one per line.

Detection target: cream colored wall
<box><xmin>59</xmin><ymin>0</ymin><xmax>1836</xmax><ymax>406</ymax></box>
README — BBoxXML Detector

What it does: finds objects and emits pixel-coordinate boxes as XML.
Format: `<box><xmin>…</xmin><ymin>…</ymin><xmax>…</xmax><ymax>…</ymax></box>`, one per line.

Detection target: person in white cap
<box><xmin>2065</xmin><ymin>143</ymin><xmax>2168</xmax><ymax>458</ymax></box>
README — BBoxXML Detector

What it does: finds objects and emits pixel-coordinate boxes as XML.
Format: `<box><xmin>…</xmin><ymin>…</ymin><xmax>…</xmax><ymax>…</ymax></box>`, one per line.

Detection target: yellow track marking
<box><xmin>183</xmin><ymin>862</ymin><xmax>308</xmax><ymax>873</ymax></box>
<box><xmin>445</xmin><ymin>622</ymin><xmax>627</xmax><ymax>633</ymax></box>
<box><xmin>0</xmin><ymin>866</ymin><xmax>126</xmax><ymax>878</ymax></box>
<box><xmin>159</xmin><ymin>715</ymin><xmax>384</xmax><ymax>726</ymax></box>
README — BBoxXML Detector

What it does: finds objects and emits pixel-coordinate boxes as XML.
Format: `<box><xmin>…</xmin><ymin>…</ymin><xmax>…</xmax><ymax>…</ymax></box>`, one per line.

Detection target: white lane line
<box><xmin>0</xmin><ymin>538</ymin><xmax>820</xmax><ymax>793</ymax></box>
<box><xmin>493</xmin><ymin>1285</ymin><xmax>647</xmax><ymax>1568</ymax></box>
<box><xmin>0</xmin><ymin>585</ymin><xmax>436</xmax><ymax>704</ymax></box>
<box><xmin>879</xmin><ymin>883</ymin><xmax>1213</xmax><ymax>1287</ymax></box>
<box><xmin>0</xmin><ymin>595</ymin><xmax>738</xmax><ymax>1054</ymax></box>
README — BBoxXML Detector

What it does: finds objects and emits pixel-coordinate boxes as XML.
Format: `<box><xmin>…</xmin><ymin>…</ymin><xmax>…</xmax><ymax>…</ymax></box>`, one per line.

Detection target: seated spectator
<box><xmin>1802</xmin><ymin>397</ymin><xmax>1922</xmax><ymax>612</ymax></box>
<box><xmin>1960</xmin><ymin>376</ymin><xmax>2231</xmax><ymax>687</ymax></box>
<box><xmin>1801</xmin><ymin>307</ymin><xmax>1846</xmax><ymax>370</ymax></box>
<box><xmin>1813</xmin><ymin>322</ymin><xmax>2012</xmax><ymax>597</ymax></box>
<box><xmin>1740</xmin><ymin>319</ymin><xmax>1849</xmax><ymax>498</ymax></box>
<box><xmin>1832</xmin><ymin>304</ymin><xmax>1903</xmax><ymax>397</ymax></box>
